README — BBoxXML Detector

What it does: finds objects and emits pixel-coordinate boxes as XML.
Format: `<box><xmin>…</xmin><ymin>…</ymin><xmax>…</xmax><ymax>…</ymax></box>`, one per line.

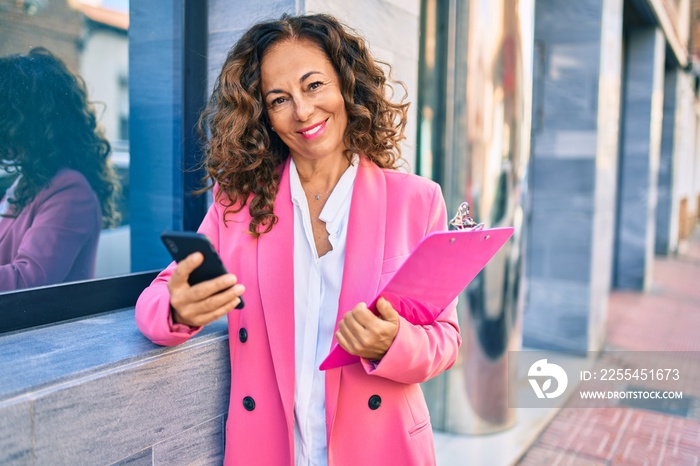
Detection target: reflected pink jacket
<box><xmin>0</xmin><ymin>169</ymin><xmax>101</xmax><ymax>291</ymax></box>
<box><xmin>135</xmin><ymin>157</ymin><xmax>461</xmax><ymax>466</ymax></box>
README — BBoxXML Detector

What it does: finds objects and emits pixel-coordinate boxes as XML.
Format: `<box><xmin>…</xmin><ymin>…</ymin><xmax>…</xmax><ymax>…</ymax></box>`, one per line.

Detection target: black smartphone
<box><xmin>161</xmin><ymin>231</ymin><xmax>244</xmax><ymax>309</ymax></box>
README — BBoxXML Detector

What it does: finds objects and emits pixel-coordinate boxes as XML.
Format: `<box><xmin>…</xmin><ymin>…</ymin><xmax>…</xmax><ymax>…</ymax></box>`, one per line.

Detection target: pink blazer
<box><xmin>135</xmin><ymin>157</ymin><xmax>461</xmax><ymax>465</ymax></box>
<box><xmin>0</xmin><ymin>169</ymin><xmax>101</xmax><ymax>291</ymax></box>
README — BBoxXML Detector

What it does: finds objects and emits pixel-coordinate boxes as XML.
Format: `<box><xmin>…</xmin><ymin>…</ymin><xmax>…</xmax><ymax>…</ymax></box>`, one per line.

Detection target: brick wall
<box><xmin>0</xmin><ymin>0</ymin><xmax>82</xmax><ymax>70</ymax></box>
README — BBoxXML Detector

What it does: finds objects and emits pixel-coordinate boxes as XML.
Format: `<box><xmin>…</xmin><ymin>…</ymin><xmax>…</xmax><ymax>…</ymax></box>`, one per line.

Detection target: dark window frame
<box><xmin>0</xmin><ymin>271</ymin><xmax>159</xmax><ymax>334</ymax></box>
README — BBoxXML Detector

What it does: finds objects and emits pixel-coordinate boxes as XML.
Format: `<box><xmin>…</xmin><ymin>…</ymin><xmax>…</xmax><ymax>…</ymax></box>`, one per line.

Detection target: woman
<box><xmin>0</xmin><ymin>48</ymin><xmax>121</xmax><ymax>291</ymax></box>
<box><xmin>136</xmin><ymin>13</ymin><xmax>461</xmax><ymax>466</ymax></box>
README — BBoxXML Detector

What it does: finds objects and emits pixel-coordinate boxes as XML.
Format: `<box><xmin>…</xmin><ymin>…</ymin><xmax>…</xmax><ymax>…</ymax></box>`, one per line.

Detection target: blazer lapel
<box><xmin>257</xmin><ymin>158</ymin><xmax>295</xmax><ymax>434</ymax></box>
<box><xmin>0</xmin><ymin>215</ymin><xmax>13</xmax><ymax>245</ymax></box>
<box><xmin>325</xmin><ymin>157</ymin><xmax>387</xmax><ymax>438</ymax></box>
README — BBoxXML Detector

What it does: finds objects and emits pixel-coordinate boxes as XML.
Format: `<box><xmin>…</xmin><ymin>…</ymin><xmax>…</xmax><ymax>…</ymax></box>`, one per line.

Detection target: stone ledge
<box><xmin>0</xmin><ymin>309</ymin><xmax>231</xmax><ymax>466</ymax></box>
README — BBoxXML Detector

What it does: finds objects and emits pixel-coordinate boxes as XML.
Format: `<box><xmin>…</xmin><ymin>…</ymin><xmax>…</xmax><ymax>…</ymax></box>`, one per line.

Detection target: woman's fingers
<box><xmin>195</xmin><ymin>282</ymin><xmax>244</xmax><ymax>312</ymax></box>
<box><xmin>171</xmin><ymin>282</ymin><xmax>244</xmax><ymax>327</ymax></box>
<box><xmin>337</xmin><ymin>314</ymin><xmax>363</xmax><ymax>353</ymax></box>
<box><xmin>187</xmin><ymin>273</ymin><xmax>239</xmax><ymax>301</ymax></box>
<box><xmin>181</xmin><ymin>289</ymin><xmax>243</xmax><ymax>327</ymax></box>
<box><xmin>340</xmin><ymin>306</ymin><xmax>367</xmax><ymax>336</ymax></box>
<box><xmin>335</xmin><ymin>327</ymin><xmax>354</xmax><ymax>355</ymax></box>
<box><xmin>169</xmin><ymin>252</ymin><xmax>204</xmax><ymax>290</ymax></box>
<box><xmin>336</xmin><ymin>301</ymin><xmax>399</xmax><ymax>360</ymax></box>
<box><xmin>375</xmin><ymin>297</ymin><xmax>400</xmax><ymax>324</ymax></box>
<box><xmin>168</xmin><ymin>253</ymin><xmax>245</xmax><ymax>327</ymax></box>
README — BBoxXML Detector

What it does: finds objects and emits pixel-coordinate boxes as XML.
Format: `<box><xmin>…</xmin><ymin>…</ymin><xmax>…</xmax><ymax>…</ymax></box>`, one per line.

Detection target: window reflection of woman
<box><xmin>0</xmin><ymin>47</ymin><xmax>120</xmax><ymax>291</ymax></box>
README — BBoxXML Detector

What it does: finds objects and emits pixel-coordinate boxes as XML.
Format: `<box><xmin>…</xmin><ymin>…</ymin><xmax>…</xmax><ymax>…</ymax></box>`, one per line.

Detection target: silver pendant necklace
<box><xmin>307</xmin><ymin>189</ymin><xmax>331</xmax><ymax>200</ymax></box>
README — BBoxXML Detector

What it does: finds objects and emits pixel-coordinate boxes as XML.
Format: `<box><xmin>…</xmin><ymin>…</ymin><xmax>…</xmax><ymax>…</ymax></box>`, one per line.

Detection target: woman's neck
<box><xmin>292</xmin><ymin>154</ymin><xmax>351</xmax><ymax>194</ymax></box>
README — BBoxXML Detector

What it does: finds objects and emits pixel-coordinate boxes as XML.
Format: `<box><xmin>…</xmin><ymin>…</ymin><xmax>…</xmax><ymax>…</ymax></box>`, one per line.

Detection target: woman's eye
<box><xmin>308</xmin><ymin>81</ymin><xmax>323</xmax><ymax>91</ymax></box>
<box><xmin>270</xmin><ymin>97</ymin><xmax>286</xmax><ymax>106</ymax></box>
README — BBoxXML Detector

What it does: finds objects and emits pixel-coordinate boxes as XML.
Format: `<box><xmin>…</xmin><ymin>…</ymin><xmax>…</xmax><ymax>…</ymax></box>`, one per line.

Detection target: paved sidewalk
<box><xmin>516</xmin><ymin>227</ymin><xmax>700</xmax><ymax>465</ymax></box>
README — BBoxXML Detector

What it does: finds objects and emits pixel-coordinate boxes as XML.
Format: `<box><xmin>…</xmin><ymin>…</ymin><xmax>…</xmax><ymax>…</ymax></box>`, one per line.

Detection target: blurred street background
<box><xmin>517</xmin><ymin>228</ymin><xmax>700</xmax><ymax>465</ymax></box>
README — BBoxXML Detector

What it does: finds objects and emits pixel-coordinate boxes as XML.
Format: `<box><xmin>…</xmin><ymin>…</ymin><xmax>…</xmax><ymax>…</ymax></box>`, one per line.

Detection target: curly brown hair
<box><xmin>0</xmin><ymin>48</ymin><xmax>121</xmax><ymax>228</ymax></box>
<box><xmin>199</xmin><ymin>13</ymin><xmax>409</xmax><ymax>236</ymax></box>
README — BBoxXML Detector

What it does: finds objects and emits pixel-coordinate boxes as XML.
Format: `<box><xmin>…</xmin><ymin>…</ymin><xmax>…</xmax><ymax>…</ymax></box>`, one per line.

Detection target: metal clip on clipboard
<box><xmin>450</xmin><ymin>202</ymin><xmax>484</xmax><ymax>231</ymax></box>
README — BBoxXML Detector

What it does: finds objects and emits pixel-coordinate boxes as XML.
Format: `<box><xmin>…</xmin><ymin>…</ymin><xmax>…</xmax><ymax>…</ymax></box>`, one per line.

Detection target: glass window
<box><xmin>0</xmin><ymin>0</ymin><xmax>131</xmax><ymax>291</ymax></box>
<box><xmin>0</xmin><ymin>0</ymin><xmax>209</xmax><ymax>333</ymax></box>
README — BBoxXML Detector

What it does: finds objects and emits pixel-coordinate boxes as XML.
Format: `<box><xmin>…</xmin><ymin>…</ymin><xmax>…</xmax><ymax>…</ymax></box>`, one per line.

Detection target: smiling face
<box><xmin>260</xmin><ymin>39</ymin><xmax>349</xmax><ymax>165</ymax></box>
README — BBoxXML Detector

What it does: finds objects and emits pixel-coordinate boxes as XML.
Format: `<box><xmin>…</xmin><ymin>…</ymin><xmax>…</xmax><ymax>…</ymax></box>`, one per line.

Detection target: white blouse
<box><xmin>289</xmin><ymin>156</ymin><xmax>358</xmax><ymax>466</ymax></box>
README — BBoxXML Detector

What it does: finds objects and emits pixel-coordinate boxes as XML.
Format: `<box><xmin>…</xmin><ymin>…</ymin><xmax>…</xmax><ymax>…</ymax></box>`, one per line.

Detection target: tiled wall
<box><xmin>0</xmin><ymin>310</ymin><xmax>231</xmax><ymax>466</ymax></box>
<box><xmin>672</xmin><ymin>71</ymin><xmax>699</xmax><ymax>234</ymax></box>
<box><xmin>655</xmin><ymin>54</ymin><xmax>700</xmax><ymax>254</ymax></box>
<box><xmin>657</xmin><ymin>68</ymin><xmax>681</xmax><ymax>255</ymax></box>
<box><xmin>614</xmin><ymin>27</ymin><xmax>666</xmax><ymax>290</ymax></box>
<box><xmin>523</xmin><ymin>0</ymin><xmax>623</xmax><ymax>352</ymax></box>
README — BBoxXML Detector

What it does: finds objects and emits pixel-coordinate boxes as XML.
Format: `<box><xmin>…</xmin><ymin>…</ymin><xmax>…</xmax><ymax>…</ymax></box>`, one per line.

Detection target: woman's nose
<box><xmin>293</xmin><ymin>96</ymin><xmax>313</xmax><ymax>121</ymax></box>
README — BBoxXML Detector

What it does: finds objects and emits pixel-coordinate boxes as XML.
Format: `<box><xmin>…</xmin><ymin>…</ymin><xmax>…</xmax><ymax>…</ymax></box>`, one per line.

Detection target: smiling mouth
<box><xmin>297</xmin><ymin>119</ymin><xmax>328</xmax><ymax>139</ymax></box>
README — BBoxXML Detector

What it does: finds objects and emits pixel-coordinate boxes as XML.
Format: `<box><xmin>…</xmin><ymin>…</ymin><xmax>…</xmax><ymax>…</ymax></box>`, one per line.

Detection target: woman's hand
<box><xmin>167</xmin><ymin>252</ymin><xmax>245</xmax><ymax>327</ymax></box>
<box><xmin>336</xmin><ymin>297</ymin><xmax>400</xmax><ymax>361</ymax></box>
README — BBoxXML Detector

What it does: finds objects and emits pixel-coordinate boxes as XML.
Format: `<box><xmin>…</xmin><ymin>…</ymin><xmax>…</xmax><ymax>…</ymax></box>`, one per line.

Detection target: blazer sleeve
<box><xmin>134</xmin><ymin>193</ymin><xmax>224</xmax><ymax>346</ymax></box>
<box><xmin>361</xmin><ymin>183</ymin><xmax>462</xmax><ymax>384</ymax></box>
<box><xmin>0</xmin><ymin>174</ymin><xmax>100</xmax><ymax>291</ymax></box>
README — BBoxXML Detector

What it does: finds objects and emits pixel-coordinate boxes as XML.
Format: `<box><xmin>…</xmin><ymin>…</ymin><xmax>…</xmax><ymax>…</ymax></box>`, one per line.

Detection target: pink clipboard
<box><xmin>319</xmin><ymin>226</ymin><xmax>514</xmax><ymax>370</ymax></box>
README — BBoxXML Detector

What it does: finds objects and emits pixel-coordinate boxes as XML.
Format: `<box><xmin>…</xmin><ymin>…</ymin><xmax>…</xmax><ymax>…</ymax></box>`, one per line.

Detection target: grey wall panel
<box><xmin>0</xmin><ymin>401</ymin><xmax>32</xmax><ymax>465</ymax></box>
<box><xmin>109</xmin><ymin>448</ymin><xmax>153</xmax><ymax>466</ymax></box>
<box><xmin>152</xmin><ymin>417</ymin><xmax>225</xmax><ymax>466</ymax></box>
<box><xmin>31</xmin><ymin>340</ymin><xmax>230</xmax><ymax>465</ymax></box>
<box><xmin>524</xmin><ymin>0</ymin><xmax>623</xmax><ymax>353</ymax></box>
<box><xmin>614</xmin><ymin>27</ymin><xmax>665</xmax><ymax>290</ymax></box>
